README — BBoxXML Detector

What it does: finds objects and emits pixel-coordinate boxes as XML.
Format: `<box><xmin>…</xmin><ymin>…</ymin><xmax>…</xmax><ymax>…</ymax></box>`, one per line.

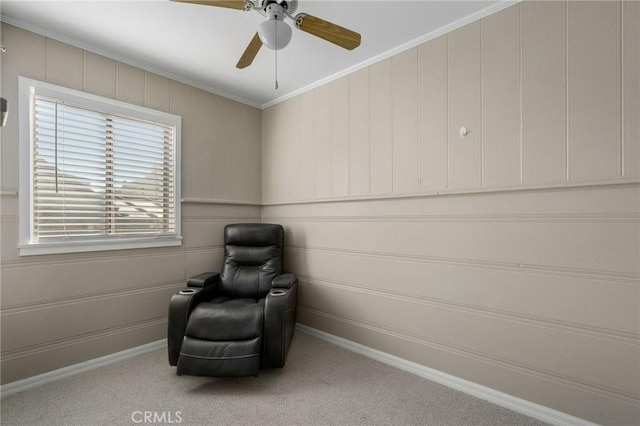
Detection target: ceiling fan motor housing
<box><xmin>264</xmin><ymin>2</ymin><xmax>285</xmax><ymax>21</ymax></box>
<box><xmin>255</xmin><ymin>0</ymin><xmax>298</xmax><ymax>17</ymax></box>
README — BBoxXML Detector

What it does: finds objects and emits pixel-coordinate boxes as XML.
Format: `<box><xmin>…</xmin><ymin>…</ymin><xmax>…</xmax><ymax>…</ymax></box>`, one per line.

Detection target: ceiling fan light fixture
<box><xmin>171</xmin><ymin>0</ymin><xmax>361</xmax><ymax>70</ymax></box>
<box><xmin>258</xmin><ymin>17</ymin><xmax>292</xmax><ymax>50</ymax></box>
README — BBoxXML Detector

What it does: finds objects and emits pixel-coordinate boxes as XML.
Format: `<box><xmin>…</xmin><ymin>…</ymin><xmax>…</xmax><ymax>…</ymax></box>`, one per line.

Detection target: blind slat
<box><xmin>32</xmin><ymin>95</ymin><xmax>176</xmax><ymax>240</ymax></box>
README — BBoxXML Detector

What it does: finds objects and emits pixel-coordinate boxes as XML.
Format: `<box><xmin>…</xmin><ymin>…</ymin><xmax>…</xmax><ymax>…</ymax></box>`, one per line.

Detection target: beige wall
<box><xmin>0</xmin><ymin>23</ymin><xmax>262</xmax><ymax>384</ymax></box>
<box><xmin>262</xmin><ymin>2</ymin><xmax>640</xmax><ymax>425</ymax></box>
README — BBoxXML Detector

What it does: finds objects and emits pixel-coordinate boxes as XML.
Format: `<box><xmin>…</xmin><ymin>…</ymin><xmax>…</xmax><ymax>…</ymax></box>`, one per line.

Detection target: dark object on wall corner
<box><xmin>1</xmin><ymin>97</ymin><xmax>7</xmax><ymax>127</ymax></box>
<box><xmin>167</xmin><ymin>223</ymin><xmax>298</xmax><ymax>377</ymax></box>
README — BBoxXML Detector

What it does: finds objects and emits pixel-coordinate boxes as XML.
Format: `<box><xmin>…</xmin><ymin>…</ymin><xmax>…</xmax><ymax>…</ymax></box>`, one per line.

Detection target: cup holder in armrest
<box><xmin>270</xmin><ymin>289</ymin><xmax>286</xmax><ymax>296</ymax></box>
<box><xmin>179</xmin><ymin>288</ymin><xmax>197</xmax><ymax>295</ymax></box>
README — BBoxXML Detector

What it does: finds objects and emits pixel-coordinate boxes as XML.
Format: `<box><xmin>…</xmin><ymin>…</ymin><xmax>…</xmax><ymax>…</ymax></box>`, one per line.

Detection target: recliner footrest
<box><xmin>177</xmin><ymin>336</ymin><xmax>262</xmax><ymax>377</ymax></box>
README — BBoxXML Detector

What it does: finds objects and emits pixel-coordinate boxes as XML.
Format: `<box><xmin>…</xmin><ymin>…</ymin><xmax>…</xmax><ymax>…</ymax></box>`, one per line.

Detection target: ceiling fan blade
<box><xmin>295</xmin><ymin>14</ymin><xmax>361</xmax><ymax>50</ymax></box>
<box><xmin>237</xmin><ymin>32</ymin><xmax>263</xmax><ymax>69</ymax></box>
<box><xmin>171</xmin><ymin>0</ymin><xmax>248</xmax><ymax>10</ymax></box>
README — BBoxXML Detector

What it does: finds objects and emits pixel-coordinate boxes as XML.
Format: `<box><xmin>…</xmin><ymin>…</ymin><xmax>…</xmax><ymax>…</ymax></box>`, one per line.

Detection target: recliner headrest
<box><xmin>224</xmin><ymin>223</ymin><xmax>283</xmax><ymax>247</ymax></box>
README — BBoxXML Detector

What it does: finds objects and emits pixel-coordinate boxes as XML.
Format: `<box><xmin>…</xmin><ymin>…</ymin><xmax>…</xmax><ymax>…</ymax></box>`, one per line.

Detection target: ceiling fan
<box><xmin>171</xmin><ymin>0</ymin><xmax>362</xmax><ymax>69</ymax></box>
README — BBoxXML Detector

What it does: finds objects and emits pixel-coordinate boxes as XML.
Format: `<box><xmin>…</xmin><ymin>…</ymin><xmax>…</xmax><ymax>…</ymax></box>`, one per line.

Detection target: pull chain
<box><xmin>274</xmin><ymin>18</ymin><xmax>279</xmax><ymax>90</ymax></box>
<box><xmin>275</xmin><ymin>49</ymin><xmax>278</xmax><ymax>90</ymax></box>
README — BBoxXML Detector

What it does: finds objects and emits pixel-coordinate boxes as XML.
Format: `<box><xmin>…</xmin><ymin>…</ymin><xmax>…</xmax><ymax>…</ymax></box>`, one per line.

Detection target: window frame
<box><xmin>18</xmin><ymin>76</ymin><xmax>182</xmax><ymax>256</ymax></box>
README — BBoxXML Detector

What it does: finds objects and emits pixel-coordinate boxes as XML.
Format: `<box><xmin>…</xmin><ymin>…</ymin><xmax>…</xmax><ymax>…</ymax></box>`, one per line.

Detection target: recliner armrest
<box><xmin>167</xmin><ymin>285</ymin><xmax>217</xmax><ymax>366</ymax></box>
<box><xmin>272</xmin><ymin>273</ymin><xmax>297</xmax><ymax>289</ymax></box>
<box><xmin>187</xmin><ymin>272</ymin><xmax>219</xmax><ymax>288</ymax></box>
<box><xmin>263</xmin><ymin>281</ymin><xmax>298</xmax><ymax>368</ymax></box>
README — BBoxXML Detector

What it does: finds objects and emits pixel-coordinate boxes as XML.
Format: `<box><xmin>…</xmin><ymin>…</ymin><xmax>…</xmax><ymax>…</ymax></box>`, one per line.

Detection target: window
<box><xmin>19</xmin><ymin>77</ymin><xmax>181</xmax><ymax>256</ymax></box>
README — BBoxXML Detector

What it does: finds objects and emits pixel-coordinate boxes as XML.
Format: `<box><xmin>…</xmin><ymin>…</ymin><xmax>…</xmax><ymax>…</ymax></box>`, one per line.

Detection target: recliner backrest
<box><xmin>219</xmin><ymin>223</ymin><xmax>284</xmax><ymax>299</ymax></box>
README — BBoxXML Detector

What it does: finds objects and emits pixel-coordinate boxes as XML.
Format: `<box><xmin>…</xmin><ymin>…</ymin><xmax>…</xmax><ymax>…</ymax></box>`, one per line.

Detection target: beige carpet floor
<box><xmin>1</xmin><ymin>331</ymin><xmax>547</xmax><ymax>425</ymax></box>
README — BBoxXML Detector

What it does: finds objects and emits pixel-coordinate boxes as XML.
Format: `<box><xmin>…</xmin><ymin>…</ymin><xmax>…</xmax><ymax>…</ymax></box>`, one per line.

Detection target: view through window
<box><xmin>19</xmin><ymin>77</ymin><xmax>181</xmax><ymax>255</ymax></box>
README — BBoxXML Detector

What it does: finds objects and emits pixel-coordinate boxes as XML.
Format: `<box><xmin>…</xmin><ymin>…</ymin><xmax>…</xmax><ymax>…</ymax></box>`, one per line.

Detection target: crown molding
<box><xmin>260</xmin><ymin>0</ymin><xmax>521</xmax><ymax>109</ymax></box>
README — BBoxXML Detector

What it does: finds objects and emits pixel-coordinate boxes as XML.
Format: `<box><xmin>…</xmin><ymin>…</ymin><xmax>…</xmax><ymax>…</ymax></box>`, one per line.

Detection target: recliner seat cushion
<box><xmin>185</xmin><ymin>297</ymin><xmax>264</xmax><ymax>341</ymax></box>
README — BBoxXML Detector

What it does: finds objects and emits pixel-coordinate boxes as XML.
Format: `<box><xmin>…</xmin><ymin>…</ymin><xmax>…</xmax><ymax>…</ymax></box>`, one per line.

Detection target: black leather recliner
<box><xmin>167</xmin><ymin>223</ymin><xmax>298</xmax><ymax>377</ymax></box>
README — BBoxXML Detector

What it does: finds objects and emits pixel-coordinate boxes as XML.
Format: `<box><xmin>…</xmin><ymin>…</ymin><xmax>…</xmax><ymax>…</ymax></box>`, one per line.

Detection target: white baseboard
<box><xmin>296</xmin><ymin>324</ymin><xmax>598</xmax><ymax>426</ymax></box>
<box><xmin>1</xmin><ymin>339</ymin><xmax>166</xmax><ymax>399</ymax></box>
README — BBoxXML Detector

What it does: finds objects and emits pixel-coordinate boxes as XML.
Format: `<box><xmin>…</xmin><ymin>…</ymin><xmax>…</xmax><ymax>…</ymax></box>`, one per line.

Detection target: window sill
<box><xmin>18</xmin><ymin>236</ymin><xmax>183</xmax><ymax>256</ymax></box>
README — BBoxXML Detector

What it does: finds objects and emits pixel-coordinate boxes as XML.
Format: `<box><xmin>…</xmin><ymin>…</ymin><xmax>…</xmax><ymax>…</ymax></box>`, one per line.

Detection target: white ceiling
<box><xmin>0</xmin><ymin>0</ymin><xmax>508</xmax><ymax>108</ymax></box>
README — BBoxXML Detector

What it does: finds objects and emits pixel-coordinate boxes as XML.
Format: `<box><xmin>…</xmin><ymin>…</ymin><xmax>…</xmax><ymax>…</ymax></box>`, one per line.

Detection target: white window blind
<box><xmin>19</xmin><ymin>77</ymin><xmax>182</xmax><ymax>255</ymax></box>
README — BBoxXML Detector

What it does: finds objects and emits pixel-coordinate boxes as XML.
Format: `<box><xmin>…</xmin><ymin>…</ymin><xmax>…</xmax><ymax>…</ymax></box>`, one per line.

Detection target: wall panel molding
<box><xmin>299</xmin><ymin>277</ymin><xmax>639</xmax><ymax>396</ymax></box>
<box><xmin>181</xmin><ymin>198</ymin><xmax>261</xmax><ymax>206</ymax></box>
<box><xmin>0</xmin><ymin>247</ymin><xmax>186</xmax><ymax>269</ymax></box>
<box><xmin>0</xmin><ymin>280</ymin><xmax>184</xmax><ymax>313</ymax></box>
<box><xmin>183</xmin><ymin>246</ymin><xmax>224</xmax><ymax>253</ymax></box>
<box><xmin>270</xmin><ymin>212</ymin><xmax>639</xmax><ymax>224</ymax></box>
<box><xmin>285</xmin><ymin>246</ymin><xmax>639</xmax><ymax>284</ymax></box>
<box><xmin>182</xmin><ymin>216</ymin><xmax>260</xmax><ymax>222</ymax></box>
<box><xmin>0</xmin><ymin>317</ymin><xmax>167</xmax><ymax>385</ymax></box>
<box><xmin>262</xmin><ymin>179</ymin><xmax>640</xmax><ymax>206</ymax></box>
<box><xmin>299</xmin><ymin>307</ymin><xmax>638</xmax><ymax>405</ymax></box>
<box><xmin>1</xmin><ymin>317</ymin><xmax>166</xmax><ymax>360</ymax></box>
<box><xmin>0</xmin><ymin>244</ymin><xmax>229</xmax><ymax>269</ymax></box>
<box><xmin>297</xmin><ymin>275</ymin><xmax>638</xmax><ymax>345</ymax></box>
